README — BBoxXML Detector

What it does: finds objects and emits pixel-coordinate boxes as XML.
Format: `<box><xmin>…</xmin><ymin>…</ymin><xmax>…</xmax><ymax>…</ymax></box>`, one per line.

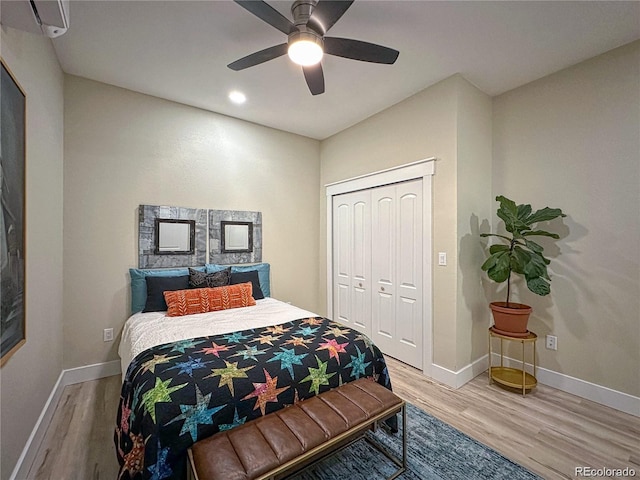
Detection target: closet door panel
<box><xmin>396</xmin><ymin>180</ymin><xmax>423</xmax><ymax>367</ymax></box>
<box><xmin>332</xmin><ymin>190</ymin><xmax>371</xmax><ymax>333</ymax></box>
<box><xmin>398</xmin><ymin>191</ymin><xmax>420</xmax><ymax>290</ymax></box>
<box><xmin>371</xmin><ymin>185</ymin><xmax>396</xmax><ymax>351</ymax></box>
<box><xmin>350</xmin><ymin>193</ymin><xmax>371</xmax><ymax>333</ymax></box>
<box><xmin>334</xmin><ymin>202</ymin><xmax>351</xmax><ymax>278</ymax></box>
<box><xmin>336</xmin><ymin>283</ymin><xmax>350</xmax><ymax>324</ymax></box>
<box><xmin>398</xmin><ymin>296</ymin><xmax>419</xmax><ymax>348</ymax></box>
<box><xmin>372</xmin><ymin>193</ymin><xmax>395</xmax><ymax>286</ymax></box>
<box><xmin>373</xmin><ymin>290</ymin><xmax>395</xmax><ymax>339</ymax></box>
<box><xmin>333</xmin><ymin>199</ymin><xmax>351</xmax><ymax>326</ymax></box>
<box><xmin>352</xmin><ymin>200</ymin><xmax>368</xmax><ymax>281</ymax></box>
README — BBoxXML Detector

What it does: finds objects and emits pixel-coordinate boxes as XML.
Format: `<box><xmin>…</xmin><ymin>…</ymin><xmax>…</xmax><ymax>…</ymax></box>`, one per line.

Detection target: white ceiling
<box><xmin>11</xmin><ymin>1</ymin><xmax>640</xmax><ymax>139</ymax></box>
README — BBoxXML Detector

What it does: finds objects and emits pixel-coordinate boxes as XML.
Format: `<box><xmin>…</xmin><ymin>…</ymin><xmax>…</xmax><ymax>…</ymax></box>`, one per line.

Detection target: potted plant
<box><xmin>481</xmin><ymin>195</ymin><xmax>566</xmax><ymax>337</ymax></box>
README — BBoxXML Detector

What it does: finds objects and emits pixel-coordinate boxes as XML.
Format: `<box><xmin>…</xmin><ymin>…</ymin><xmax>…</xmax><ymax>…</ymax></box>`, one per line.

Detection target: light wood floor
<box><xmin>384</xmin><ymin>356</ymin><xmax>639</xmax><ymax>480</ymax></box>
<box><xmin>27</xmin><ymin>373</ymin><xmax>122</xmax><ymax>480</ymax></box>
<box><xmin>27</xmin><ymin>357</ymin><xmax>639</xmax><ymax>480</ymax></box>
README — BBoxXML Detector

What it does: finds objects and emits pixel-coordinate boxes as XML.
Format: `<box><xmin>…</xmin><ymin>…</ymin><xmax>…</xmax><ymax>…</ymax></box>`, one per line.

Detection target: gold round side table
<box><xmin>488</xmin><ymin>327</ymin><xmax>537</xmax><ymax>396</ymax></box>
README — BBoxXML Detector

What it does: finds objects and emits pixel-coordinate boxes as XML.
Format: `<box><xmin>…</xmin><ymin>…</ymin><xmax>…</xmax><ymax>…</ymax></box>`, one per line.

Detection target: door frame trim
<box><xmin>325</xmin><ymin>158</ymin><xmax>436</xmax><ymax>377</ymax></box>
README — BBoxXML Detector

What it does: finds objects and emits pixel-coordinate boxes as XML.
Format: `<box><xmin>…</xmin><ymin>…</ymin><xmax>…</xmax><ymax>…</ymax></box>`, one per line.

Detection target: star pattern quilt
<box><xmin>115</xmin><ymin>316</ymin><xmax>391</xmax><ymax>480</ymax></box>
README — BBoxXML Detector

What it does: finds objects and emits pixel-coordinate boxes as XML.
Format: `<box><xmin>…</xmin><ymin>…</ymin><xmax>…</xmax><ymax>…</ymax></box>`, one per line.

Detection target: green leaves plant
<box><xmin>524</xmin><ymin>252</ymin><xmax>549</xmax><ymax>280</ymax></box>
<box><xmin>482</xmin><ymin>195</ymin><xmax>566</xmax><ymax>304</ymax></box>
<box><xmin>522</xmin><ymin>230</ymin><xmax>560</xmax><ymax>239</ymax></box>
<box><xmin>482</xmin><ymin>250</ymin><xmax>510</xmax><ymax>283</ymax></box>
<box><xmin>523</xmin><ymin>239</ymin><xmax>543</xmax><ymax>254</ymax></box>
<box><xmin>525</xmin><ymin>207</ymin><xmax>566</xmax><ymax>225</ymax></box>
<box><xmin>489</xmin><ymin>244</ymin><xmax>509</xmax><ymax>255</ymax></box>
<box><xmin>526</xmin><ymin>277</ymin><xmax>551</xmax><ymax>296</ymax></box>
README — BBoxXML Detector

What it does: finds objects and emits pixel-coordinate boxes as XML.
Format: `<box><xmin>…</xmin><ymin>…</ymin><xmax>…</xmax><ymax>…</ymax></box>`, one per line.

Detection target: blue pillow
<box><xmin>130</xmin><ymin>266</ymin><xmax>205</xmax><ymax>314</ymax></box>
<box><xmin>205</xmin><ymin>263</ymin><xmax>270</xmax><ymax>297</ymax></box>
<box><xmin>205</xmin><ymin>264</ymin><xmax>230</xmax><ymax>274</ymax></box>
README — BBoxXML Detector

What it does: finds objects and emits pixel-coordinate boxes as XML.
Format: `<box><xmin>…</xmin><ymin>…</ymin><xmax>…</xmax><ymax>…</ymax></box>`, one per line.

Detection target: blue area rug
<box><xmin>292</xmin><ymin>402</ymin><xmax>541</xmax><ymax>480</ymax></box>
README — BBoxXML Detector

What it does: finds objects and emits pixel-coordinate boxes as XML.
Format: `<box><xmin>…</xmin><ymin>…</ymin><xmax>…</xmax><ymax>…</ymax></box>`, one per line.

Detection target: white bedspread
<box><xmin>118</xmin><ymin>298</ymin><xmax>318</xmax><ymax>377</ymax></box>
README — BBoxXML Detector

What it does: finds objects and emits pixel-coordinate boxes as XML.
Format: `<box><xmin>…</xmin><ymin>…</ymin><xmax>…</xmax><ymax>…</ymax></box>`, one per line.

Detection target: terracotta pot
<box><xmin>489</xmin><ymin>302</ymin><xmax>532</xmax><ymax>338</ymax></box>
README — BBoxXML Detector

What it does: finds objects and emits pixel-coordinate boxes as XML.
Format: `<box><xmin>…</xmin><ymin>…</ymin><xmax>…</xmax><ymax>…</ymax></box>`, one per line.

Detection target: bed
<box><xmin>115</xmin><ymin>266</ymin><xmax>392</xmax><ymax>480</ymax></box>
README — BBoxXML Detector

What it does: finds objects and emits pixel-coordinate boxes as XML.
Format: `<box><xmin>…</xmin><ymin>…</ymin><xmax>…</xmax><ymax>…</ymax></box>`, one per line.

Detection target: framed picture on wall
<box><xmin>0</xmin><ymin>58</ymin><xmax>26</xmax><ymax>366</ymax></box>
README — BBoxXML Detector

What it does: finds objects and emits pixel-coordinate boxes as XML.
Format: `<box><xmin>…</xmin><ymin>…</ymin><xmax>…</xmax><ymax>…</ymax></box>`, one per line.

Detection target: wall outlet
<box><xmin>103</xmin><ymin>328</ymin><xmax>114</xmax><ymax>342</ymax></box>
<box><xmin>546</xmin><ymin>334</ymin><xmax>557</xmax><ymax>350</ymax></box>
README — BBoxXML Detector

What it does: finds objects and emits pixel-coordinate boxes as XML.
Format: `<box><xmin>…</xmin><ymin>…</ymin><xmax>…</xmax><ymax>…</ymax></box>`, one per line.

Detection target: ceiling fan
<box><xmin>228</xmin><ymin>0</ymin><xmax>400</xmax><ymax>95</ymax></box>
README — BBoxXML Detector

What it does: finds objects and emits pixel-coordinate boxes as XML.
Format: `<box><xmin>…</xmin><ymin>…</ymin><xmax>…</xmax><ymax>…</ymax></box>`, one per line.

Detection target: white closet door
<box><xmin>395</xmin><ymin>180</ymin><xmax>423</xmax><ymax>368</ymax></box>
<box><xmin>350</xmin><ymin>192</ymin><xmax>372</xmax><ymax>333</ymax></box>
<box><xmin>371</xmin><ymin>180</ymin><xmax>423</xmax><ymax>368</ymax></box>
<box><xmin>332</xmin><ymin>190</ymin><xmax>371</xmax><ymax>334</ymax></box>
<box><xmin>333</xmin><ymin>196</ymin><xmax>352</xmax><ymax>328</ymax></box>
<box><xmin>371</xmin><ymin>185</ymin><xmax>396</xmax><ymax>349</ymax></box>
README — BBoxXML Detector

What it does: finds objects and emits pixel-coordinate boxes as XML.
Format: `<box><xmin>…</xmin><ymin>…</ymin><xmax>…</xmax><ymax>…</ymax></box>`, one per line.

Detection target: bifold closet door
<box><xmin>332</xmin><ymin>190</ymin><xmax>371</xmax><ymax>334</ymax></box>
<box><xmin>371</xmin><ymin>179</ymin><xmax>423</xmax><ymax>368</ymax></box>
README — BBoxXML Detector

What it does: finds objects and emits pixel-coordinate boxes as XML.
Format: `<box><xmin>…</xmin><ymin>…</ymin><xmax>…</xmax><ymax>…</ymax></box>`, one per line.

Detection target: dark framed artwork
<box><xmin>0</xmin><ymin>59</ymin><xmax>26</xmax><ymax>366</ymax></box>
<box><xmin>154</xmin><ymin>218</ymin><xmax>196</xmax><ymax>255</ymax></box>
<box><xmin>208</xmin><ymin>210</ymin><xmax>262</xmax><ymax>264</ymax></box>
<box><xmin>221</xmin><ymin>221</ymin><xmax>253</xmax><ymax>254</ymax></box>
<box><xmin>138</xmin><ymin>205</ymin><xmax>207</xmax><ymax>268</ymax></box>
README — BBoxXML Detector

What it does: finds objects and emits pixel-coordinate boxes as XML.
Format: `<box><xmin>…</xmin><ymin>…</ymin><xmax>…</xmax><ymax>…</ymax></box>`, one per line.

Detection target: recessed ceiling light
<box><xmin>228</xmin><ymin>91</ymin><xmax>246</xmax><ymax>104</ymax></box>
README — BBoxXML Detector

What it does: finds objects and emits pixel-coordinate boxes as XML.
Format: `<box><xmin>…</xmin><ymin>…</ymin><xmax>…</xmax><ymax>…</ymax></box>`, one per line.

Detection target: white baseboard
<box><xmin>490</xmin><ymin>353</ymin><xmax>640</xmax><ymax>417</ymax></box>
<box><xmin>430</xmin><ymin>354</ymin><xmax>639</xmax><ymax>418</ymax></box>
<box><xmin>9</xmin><ymin>360</ymin><xmax>121</xmax><ymax>480</ymax></box>
<box><xmin>62</xmin><ymin>359</ymin><xmax>121</xmax><ymax>385</ymax></box>
<box><xmin>9</xmin><ymin>371</ymin><xmax>65</xmax><ymax>480</ymax></box>
<box><xmin>430</xmin><ymin>355</ymin><xmax>489</xmax><ymax>389</ymax></box>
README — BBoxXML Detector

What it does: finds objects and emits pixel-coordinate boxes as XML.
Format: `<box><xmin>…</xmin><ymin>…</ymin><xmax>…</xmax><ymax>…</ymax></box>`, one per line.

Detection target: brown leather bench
<box><xmin>187</xmin><ymin>378</ymin><xmax>406</xmax><ymax>480</ymax></box>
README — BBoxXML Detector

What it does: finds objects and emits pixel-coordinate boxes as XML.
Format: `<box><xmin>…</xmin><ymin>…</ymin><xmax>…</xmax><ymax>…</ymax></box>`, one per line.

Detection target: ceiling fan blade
<box><xmin>324</xmin><ymin>37</ymin><xmax>399</xmax><ymax>64</ymax></box>
<box><xmin>303</xmin><ymin>63</ymin><xmax>325</xmax><ymax>95</ymax></box>
<box><xmin>227</xmin><ymin>43</ymin><xmax>288</xmax><ymax>71</ymax></box>
<box><xmin>234</xmin><ymin>0</ymin><xmax>295</xmax><ymax>35</ymax></box>
<box><xmin>308</xmin><ymin>1</ymin><xmax>354</xmax><ymax>34</ymax></box>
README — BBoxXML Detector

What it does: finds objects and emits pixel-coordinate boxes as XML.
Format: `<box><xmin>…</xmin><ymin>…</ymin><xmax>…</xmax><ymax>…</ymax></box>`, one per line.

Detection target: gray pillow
<box><xmin>189</xmin><ymin>267</ymin><xmax>231</xmax><ymax>289</ymax></box>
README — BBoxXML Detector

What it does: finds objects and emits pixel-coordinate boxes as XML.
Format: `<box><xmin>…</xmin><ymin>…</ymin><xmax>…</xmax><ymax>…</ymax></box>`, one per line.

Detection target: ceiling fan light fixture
<box><xmin>288</xmin><ymin>30</ymin><xmax>323</xmax><ymax>66</ymax></box>
<box><xmin>229</xmin><ymin>0</ymin><xmax>398</xmax><ymax>95</ymax></box>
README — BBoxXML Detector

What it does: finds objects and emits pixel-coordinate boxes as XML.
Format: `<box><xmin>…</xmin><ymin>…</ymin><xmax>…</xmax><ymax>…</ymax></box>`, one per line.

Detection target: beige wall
<box><xmin>320</xmin><ymin>75</ymin><xmax>492</xmax><ymax>372</ymax></box>
<box><xmin>63</xmin><ymin>76</ymin><xmax>320</xmax><ymax>369</ymax></box>
<box><xmin>455</xmin><ymin>78</ymin><xmax>493</xmax><ymax>369</ymax></box>
<box><xmin>0</xmin><ymin>27</ymin><xmax>65</xmax><ymax>479</ymax></box>
<box><xmin>492</xmin><ymin>41</ymin><xmax>640</xmax><ymax>396</ymax></box>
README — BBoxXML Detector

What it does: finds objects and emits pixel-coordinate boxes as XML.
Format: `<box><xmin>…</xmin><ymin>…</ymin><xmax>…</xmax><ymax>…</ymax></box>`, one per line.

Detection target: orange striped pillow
<box><xmin>164</xmin><ymin>282</ymin><xmax>256</xmax><ymax>317</ymax></box>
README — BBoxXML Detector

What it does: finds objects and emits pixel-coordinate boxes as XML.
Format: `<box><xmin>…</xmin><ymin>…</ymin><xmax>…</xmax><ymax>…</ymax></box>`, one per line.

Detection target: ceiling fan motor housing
<box><xmin>291</xmin><ymin>0</ymin><xmax>326</xmax><ymax>35</ymax></box>
<box><xmin>288</xmin><ymin>27</ymin><xmax>324</xmax><ymax>50</ymax></box>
